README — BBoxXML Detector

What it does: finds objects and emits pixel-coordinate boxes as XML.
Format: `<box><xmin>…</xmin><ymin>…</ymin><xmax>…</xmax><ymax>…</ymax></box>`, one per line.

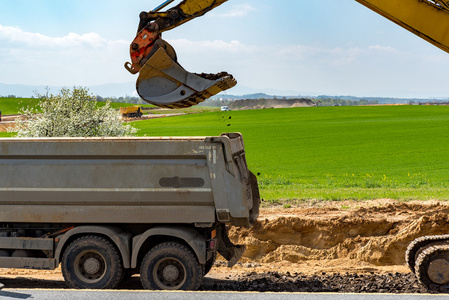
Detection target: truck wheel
<box><xmin>140</xmin><ymin>242</ymin><xmax>202</xmax><ymax>290</ymax></box>
<box><xmin>62</xmin><ymin>235</ymin><xmax>123</xmax><ymax>289</ymax></box>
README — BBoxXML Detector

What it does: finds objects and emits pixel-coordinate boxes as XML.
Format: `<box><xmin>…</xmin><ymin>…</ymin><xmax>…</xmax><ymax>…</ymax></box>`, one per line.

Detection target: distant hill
<box><xmin>214</xmin><ymin>93</ymin><xmax>449</xmax><ymax>104</ymax></box>
<box><xmin>2</xmin><ymin>81</ymin><xmax>449</xmax><ymax>105</ymax></box>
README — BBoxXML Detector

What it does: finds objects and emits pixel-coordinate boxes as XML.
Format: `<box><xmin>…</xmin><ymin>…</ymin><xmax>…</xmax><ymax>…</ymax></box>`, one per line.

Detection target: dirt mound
<box><xmin>0</xmin><ymin>115</ymin><xmax>19</xmax><ymax>132</ymax></box>
<box><xmin>230</xmin><ymin>200</ymin><xmax>449</xmax><ymax>268</ymax></box>
<box><xmin>228</xmin><ymin>98</ymin><xmax>316</xmax><ymax>110</ymax></box>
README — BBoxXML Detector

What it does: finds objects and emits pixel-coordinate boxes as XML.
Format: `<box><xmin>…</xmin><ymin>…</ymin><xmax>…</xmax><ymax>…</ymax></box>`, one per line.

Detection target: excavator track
<box><xmin>406</xmin><ymin>235</ymin><xmax>449</xmax><ymax>273</ymax></box>
<box><xmin>415</xmin><ymin>245</ymin><xmax>449</xmax><ymax>293</ymax></box>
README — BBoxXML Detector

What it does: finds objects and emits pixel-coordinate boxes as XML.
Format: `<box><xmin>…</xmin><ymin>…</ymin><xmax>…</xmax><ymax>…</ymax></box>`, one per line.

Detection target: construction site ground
<box><xmin>0</xmin><ymin>199</ymin><xmax>445</xmax><ymax>293</ymax></box>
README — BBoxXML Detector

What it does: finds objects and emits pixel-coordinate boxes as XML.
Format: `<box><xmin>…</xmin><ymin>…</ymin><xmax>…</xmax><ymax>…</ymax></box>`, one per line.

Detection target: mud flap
<box><xmin>136</xmin><ymin>47</ymin><xmax>236</xmax><ymax>108</ymax></box>
<box><xmin>248</xmin><ymin>171</ymin><xmax>260</xmax><ymax>225</ymax></box>
<box><xmin>216</xmin><ymin>224</ymin><xmax>246</xmax><ymax>267</ymax></box>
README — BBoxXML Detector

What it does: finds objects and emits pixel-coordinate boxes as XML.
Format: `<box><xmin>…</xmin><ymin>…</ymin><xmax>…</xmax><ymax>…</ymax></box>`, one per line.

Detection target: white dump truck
<box><xmin>0</xmin><ymin>133</ymin><xmax>259</xmax><ymax>290</ymax></box>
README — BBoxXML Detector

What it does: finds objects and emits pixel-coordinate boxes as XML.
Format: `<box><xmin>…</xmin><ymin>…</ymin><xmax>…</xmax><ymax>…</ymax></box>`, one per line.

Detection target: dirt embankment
<box><xmin>228</xmin><ymin>98</ymin><xmax>316</xmax><ymax>110</ymax></box>
<box><xmin>0</xmin><ymin>115</ymin><xmax>19</xmax><ymax>132</ymax></box>
<box><xmin>226</xmin><ymin>199</ymin><xmax>449</xmax><ymax>274</ymax></box>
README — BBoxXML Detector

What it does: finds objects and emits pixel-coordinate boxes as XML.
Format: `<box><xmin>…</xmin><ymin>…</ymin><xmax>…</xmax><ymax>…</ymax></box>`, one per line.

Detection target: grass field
<box><xmin>0</xmin><ymin>97</ymin><xmax>38</xmax><ymax>115</ymax></box>
<box><xmin>0</xmin><ymin>97</ymin><xmax>151</xmax><ymax>115</ymax></box>
<box><xmin>0</xmin><ymin>97</ymin><xmax>219</xmax><ymax>115</ymax></box>
<box><xmin>131</xmin><ymin>105</ymin><xmax>449</xmax><ymax>202</ymax></box>
<box><xmin>2</xmin><ymin>99</ymin><xmax>449</xmax><ymax>202</ymax></box>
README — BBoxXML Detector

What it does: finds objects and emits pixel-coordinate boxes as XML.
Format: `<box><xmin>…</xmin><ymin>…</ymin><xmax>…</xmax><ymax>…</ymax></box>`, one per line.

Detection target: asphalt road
<box><xmin>0</xmin><ymin>290</ymin><xmax>448</xmax><ymax>300</ymax></box>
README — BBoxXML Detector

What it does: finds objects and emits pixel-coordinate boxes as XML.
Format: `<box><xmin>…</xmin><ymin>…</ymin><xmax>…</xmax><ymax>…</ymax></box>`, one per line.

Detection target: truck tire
<box><xmin>62</xmin><ymin>235</ymin><xmax>124</xmax><ymax>289</ymax></box>
<box><xmin>140</xmin><ymin>242</ymin><xmax>202</xmax><ymax>290</ymax></box>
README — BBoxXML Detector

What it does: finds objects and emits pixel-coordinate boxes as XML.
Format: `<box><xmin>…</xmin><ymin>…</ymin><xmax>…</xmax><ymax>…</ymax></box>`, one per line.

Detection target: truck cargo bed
<box><xmin>0</xmin><ymin>134</ymin><xmax>259</xmax><ymax>227</ymax></box>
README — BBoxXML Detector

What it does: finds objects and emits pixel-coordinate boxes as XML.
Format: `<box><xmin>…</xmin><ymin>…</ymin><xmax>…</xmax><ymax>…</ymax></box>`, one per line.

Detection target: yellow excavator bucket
<box><xmin>136</xmin><ymin>47</ymin><xmax>236</xmax><ymax>108</ymax></box>
<box><xmin>126</xmin><ymin>0</ymin><xmax>235</xmax><ymax>109</ymax></box>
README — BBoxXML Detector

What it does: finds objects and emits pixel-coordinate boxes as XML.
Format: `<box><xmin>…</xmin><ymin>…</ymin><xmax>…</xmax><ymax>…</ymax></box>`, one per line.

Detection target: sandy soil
<box><xmin>0</xmin><ymin>115</ymin><xmax>19</xmax><ymax>132</ymax></box>
<box><xmin>0</xmin><ymin>199</ymin><xmax>446</xmax><ymax>287</ymax></box>
<box><xmin>228</xmin><ymin>98</ymin><xmax>316</xmax><ymax>110</ymax></box>
<box><xmin>225</xmin><ymin>199</ymin><xmax>449</xmax><ymax>275</ymax></box>
<box><xmin>121</xmin><ymin>112</ymin><xmax>185</xmax><ymax>122</ymax></box>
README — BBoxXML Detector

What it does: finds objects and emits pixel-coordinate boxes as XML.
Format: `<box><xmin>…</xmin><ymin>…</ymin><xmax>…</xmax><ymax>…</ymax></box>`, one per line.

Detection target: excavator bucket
<box><xmin>136</xmin><ymin>47</ymin><xmax>237</xmax><ymax>108</ymax></box>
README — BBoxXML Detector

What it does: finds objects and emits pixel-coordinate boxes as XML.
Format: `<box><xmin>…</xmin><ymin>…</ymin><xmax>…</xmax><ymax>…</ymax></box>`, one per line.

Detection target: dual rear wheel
<box><xmin>61</xmin><ymin>237</ymin><xmax>203</xmax><ymax>290</ymax></box>
<box><xmin>140</xmin><ymin>242</ymin><xmax>202</xmax><ymax>290</ymax></box>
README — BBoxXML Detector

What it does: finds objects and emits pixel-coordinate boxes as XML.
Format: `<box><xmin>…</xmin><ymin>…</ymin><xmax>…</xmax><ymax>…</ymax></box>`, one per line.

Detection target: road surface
<box><xmin>0</xmin><ymin>290</ymin><xmax>447</xmax><ymax>300</ymax></box>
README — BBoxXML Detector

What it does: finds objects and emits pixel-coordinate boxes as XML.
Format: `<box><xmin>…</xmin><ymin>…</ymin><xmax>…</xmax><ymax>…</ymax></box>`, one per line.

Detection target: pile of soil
<box><xmin>0</xmin><ymin>115</ymin><xmax>19</xmax><ymax>132</ymax></box>
<box><xmin>228</xmin><ymin>98</ymin><xmax>316</xmax><ymax>110</ymax></box>
<box><xmin>230</xmin><ymin>199</ymin><xmax>449</xmax><ymax>270</ymax></box>
<box><xmin>120</xmin><ymin>112</ymin><xmax>185</xmax><ymax>122</ymax></box>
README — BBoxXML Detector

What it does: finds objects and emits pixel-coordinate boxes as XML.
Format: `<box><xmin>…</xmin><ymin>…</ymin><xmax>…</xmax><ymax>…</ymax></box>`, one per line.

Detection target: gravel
<box><xmin>0</xmin><ymin>270</ymin><xmax>435</xmax><ymax>294</ymax></box>
<box><xmin>201</xmin><ymin>271</ymin><xmax>432</xmax><ymax>294</ymax></box>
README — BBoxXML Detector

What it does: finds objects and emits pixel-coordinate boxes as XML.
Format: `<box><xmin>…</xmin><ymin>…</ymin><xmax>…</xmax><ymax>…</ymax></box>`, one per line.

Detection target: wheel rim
<box><xmin>74</xmin><ymin>250</ymin><xmax>107</xmax><ymax>284</ymax></box>
<box><xmin>153</xmin><ymin>257</ymin><xmax>186</xmax><ymax>290</ymax></box>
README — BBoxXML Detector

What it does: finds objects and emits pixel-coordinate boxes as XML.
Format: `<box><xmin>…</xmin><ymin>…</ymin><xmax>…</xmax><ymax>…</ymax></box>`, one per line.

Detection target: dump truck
<box><xmin>119</xmin><ymin>106</ymin><xmax>143</xmax><ymax>118</ymax></box>
<box><xmin>0</xmin><ymin>133</ymin><xmax>259</xmax><ymax>290</ymax></box>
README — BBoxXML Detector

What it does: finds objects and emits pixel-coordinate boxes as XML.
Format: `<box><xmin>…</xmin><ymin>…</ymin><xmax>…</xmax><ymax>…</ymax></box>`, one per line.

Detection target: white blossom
<box><xmin>10</xmin><ymin>87</ymin><xmax>137</xmax><ymax>137</ymax></box>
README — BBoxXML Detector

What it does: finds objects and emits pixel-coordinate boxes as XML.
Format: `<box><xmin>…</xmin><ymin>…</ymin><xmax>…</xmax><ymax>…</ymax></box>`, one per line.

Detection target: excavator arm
<box><xmin>126</xmin><ymin>0</ymin><xmax>449</xmax><ymax>109</ymax></box>
<box><xmin>356</xmin><ymin>0</ymin><xmax>449</xmax><ymax>54</ymax></box>
<box><xmin>125</xmin><ymin>0</ymin><xmax>236</xmax><ymax>108</ymax></box>
<box><xmin>137</xmin><ymin>0</ymin><xmax>228</xmax><ymax>34</ymax></box>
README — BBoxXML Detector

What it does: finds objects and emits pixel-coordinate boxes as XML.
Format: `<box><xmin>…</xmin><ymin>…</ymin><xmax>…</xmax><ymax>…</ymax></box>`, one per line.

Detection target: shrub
<box><xmin>11</xmin><ymin>87</ymin><xmax>137</xmax><ymax>137</ymax></box>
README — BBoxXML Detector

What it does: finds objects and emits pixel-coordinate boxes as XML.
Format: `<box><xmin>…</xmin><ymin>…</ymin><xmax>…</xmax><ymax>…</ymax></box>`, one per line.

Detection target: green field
<box><xmin>0</xmin><ymin>97</ymin><xmax>219</xmax><ymax>115</ymax></box>
<box><xmin>0</xmin><ymin>97</ymin><xmax>38</xmax><ymax>115</ymax></box>
<box><xmin>0</xmin><ymin>97</ymin><xmax>151</xmax><ymax>115</ymax></box>
<box><xmin>131</xmin><ymin>105</ymin><xmax>449</xmax><ymax>202</ymax></box>
<box><xmin>3</xmin><ymin>100</ymin><xmax>449</xmax><ymax>202</ymax></box>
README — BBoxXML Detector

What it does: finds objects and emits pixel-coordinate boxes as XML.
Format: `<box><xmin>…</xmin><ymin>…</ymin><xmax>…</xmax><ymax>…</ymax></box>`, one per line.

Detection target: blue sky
<box><xmin>1</xmin><ymin>0</ymin><xmax>449</xmax><ymax>97</ymax></box>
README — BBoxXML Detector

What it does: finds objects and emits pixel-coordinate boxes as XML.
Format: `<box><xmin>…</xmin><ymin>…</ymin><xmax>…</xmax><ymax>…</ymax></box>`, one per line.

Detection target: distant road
<box><xmin>1</xmin><ymin>290</ymin><xmax>447</xmax><ymax>300</ymax></box>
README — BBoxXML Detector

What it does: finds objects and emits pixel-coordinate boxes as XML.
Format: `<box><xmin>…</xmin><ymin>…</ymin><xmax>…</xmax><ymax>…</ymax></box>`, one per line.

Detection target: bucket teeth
<box><xmin>136</xmin><ymin>47</ymin><xmax>236</xmax><ymax>109</ymax></box>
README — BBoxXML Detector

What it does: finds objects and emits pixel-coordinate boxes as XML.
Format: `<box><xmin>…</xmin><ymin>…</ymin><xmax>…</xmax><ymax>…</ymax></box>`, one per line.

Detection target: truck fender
<box><xmin>54</xmin><ymin>226</ymin><xmax>132</xmax><ymax>268</ymax></box>
<box><xmin>131</xmin><ymin>226</ymin><xmax>207</xmax><ymax>268</ymax></box>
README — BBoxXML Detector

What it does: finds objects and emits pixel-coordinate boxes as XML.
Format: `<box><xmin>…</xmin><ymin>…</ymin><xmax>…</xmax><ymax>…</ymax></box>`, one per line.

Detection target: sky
<box><xmin>1</xmin><ymin>0</ymin><xmax>449</xmax><ymax>98</ymax></box>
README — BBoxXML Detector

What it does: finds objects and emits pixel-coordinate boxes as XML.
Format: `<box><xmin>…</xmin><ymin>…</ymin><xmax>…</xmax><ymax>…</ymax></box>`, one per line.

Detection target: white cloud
<box><xmin>3</xmin><ymin>24</ymin><xmax>449</xmax><ymax>98</ymax></box>
<box><xmin>368</xmin><ymin>44</ymin><xmax>398</xmax><ymax>53</ymax></box>
<box><xmin>209</xmin><ymin>3</ymin><xmax>256</xmax><ymax>18</ymax></box>
<box><xmin>0</xmin><ymin>25</ymin><xmax>130</xmax><ymax>86</ymax></box>
<box><xmin>0</xmin><ymin>25</ymin><xmax>124</xmax><ymax>49</ymax></box>
<box><xmin>168</xmin><ymin>38</ymin><xmax>260</xmax><ymax>54</ymax></box>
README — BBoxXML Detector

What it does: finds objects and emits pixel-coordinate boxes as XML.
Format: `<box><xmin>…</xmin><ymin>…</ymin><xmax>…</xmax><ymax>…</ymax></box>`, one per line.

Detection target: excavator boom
<box><xmin>356</xmin><ymin>0</ymin><xmax>449</xmax><ymax>54</ymax></box>
<box><xmin>125</xmin><ymin>0</ymin><xmax>236</xmax><ymax>108</ymax></box>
